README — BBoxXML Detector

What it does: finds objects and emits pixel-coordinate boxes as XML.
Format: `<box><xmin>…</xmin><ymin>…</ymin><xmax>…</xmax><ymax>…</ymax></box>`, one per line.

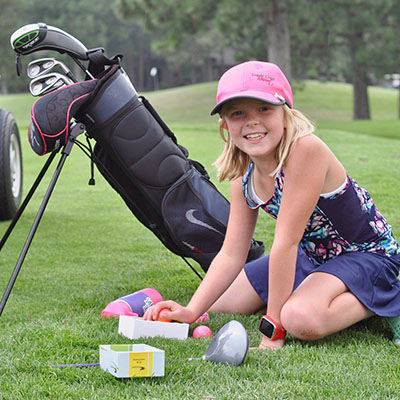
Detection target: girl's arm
<box><xmin>144</xmin><ymin>176</ymin><xmax>258</xmax><ymax>323</ymax></box>
<box><xmin>266</xmin><ymin>135</ymin><xmax>331</xmax><ymax>332</ymax></box>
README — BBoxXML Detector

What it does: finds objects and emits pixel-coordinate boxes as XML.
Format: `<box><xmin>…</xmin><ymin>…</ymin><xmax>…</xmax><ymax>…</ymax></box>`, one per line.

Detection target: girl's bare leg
<box><xmin>209</xmin><ymin>268</ymin><xmax>266</xmax><ymax>315</ymax></box>
<box><xmin>281</xmin><ymin>272</ymin><xmax>374</xmax><ymax>340</ymax></box>
<box><xmin>208</xmin><ymin>268</ymin><xmax>373</xmax><ymax>342</ymax></box>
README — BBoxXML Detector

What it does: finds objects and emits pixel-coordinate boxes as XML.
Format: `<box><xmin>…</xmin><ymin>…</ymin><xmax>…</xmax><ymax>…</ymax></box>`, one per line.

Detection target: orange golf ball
<box><xmin>157</xmin><ymin>307</ymin><xmax>172</xmax><ymax>322</ymax></box>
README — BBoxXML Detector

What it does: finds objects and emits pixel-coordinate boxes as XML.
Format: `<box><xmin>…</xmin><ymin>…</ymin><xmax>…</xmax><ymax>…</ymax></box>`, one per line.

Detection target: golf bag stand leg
<box><xmin>0</xmin><ymin>122</ymin><xmax>86</xmax><ymax>317</ymax></box>
<box><xmin>0</xmin><ymin>150</ymin><xmax>59</xmax><ymax>251</ymax></box>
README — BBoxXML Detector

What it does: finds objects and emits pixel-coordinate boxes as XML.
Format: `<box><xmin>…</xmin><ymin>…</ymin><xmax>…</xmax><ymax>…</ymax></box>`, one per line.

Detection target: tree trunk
<box><xmin>349</xmin><ymin>31</ymin><xmax>370</xmax><ymax>120</ymax></box>
<box><xmin>352</xmin><ymin>67</ymin><xmax>370</xmax><ymax>120</ymax></box>
<box><xmin>345</xmin><ymin>7</ymin><xmax>370</xmax><ymax>120</ymax></box>
<box><xmin>137</xmin><ymin>27</ymin><xmax>145</xmax><ymax>91</ymax></box>
<box><xmin>266</xmin><ymin>0</ymin><xmax>292</xmax><ymax>81</ymax></box>
<box><xmin>0</xmin><ymin>75</ymin><xmax>8</xmax><ymax>95</ymax></box>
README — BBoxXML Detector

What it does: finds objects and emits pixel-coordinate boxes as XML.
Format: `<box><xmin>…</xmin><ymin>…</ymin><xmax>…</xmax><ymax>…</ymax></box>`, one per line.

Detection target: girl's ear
<box><xmin>219</xmin><ymin>118</ymin><xmax>228</xmax><ymax>130</ymax></box>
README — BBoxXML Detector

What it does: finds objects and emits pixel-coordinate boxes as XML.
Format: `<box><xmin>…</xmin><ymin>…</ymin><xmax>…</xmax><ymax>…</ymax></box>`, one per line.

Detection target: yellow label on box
<box><xmin>129</xmin><ymin>351</ymin><xmax>153</xmax><ymax>377</ymax></box>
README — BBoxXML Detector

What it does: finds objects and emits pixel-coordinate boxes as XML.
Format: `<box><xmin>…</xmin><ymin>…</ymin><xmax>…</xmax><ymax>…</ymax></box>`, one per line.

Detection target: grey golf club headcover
<box><xmin>29</xmin><ymin>80</ymin><xmax>97</xmax><ymax>155</ymax></box>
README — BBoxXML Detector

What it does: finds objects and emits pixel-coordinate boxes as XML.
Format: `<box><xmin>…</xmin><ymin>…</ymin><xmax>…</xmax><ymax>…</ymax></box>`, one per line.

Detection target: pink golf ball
<box><xmin>193</xmin><ymin>325</ymin><xmax>212</xmax><ymax>338</ymax></box>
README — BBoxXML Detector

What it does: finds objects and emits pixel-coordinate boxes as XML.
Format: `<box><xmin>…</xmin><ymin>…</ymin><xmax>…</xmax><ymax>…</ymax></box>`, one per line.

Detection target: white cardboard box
<box><xmin>118</xmin><ymin>315</ymin><xmax>189</xmax><ymax>340</ymax></box>
<box><xmin>99</xmin><ymin>344</ymin><xmax>164</xmax><ymax>378</ymax></box>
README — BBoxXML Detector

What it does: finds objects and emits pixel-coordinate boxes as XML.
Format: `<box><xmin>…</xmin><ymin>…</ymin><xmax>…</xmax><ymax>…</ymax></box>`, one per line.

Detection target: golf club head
<box><xmin>202</xmin><ymin>320</ymin><xmax>249</xmax><ymax>367</ymax></box>
<box><xmin>28</xmin><ymin>58</ymin><xmax>68</xmax><ymax>78</ymax></box>
<box><xmin>11</xmin><ymin>23</ymin><xmax>88</xmax><ymax>60</ymax></box>
<box><xmin>29</xmin><ymin>72</ymin><xmax>74</xmax><ymax>96</ymax></box>
<box><xmin>27</xmin><ymin>58</ymin><xmax>77</xmax><ymax>82</ymax></box>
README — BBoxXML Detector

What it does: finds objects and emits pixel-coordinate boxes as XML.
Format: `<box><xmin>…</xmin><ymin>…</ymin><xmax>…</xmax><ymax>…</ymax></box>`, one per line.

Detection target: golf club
<box><xmin>201</xmin><ymin>320</ymin><xmax>249</xmax><ymax>366</ymax></box>
<box><xmin>185</xmin><ymin>320</ymin><xmax>250</xmax><ymax>366</ymax></box>
<box><xmin>53</xmin><ymin>320</ymin><xmax>250</xmax><ymax>369</ymax></box>
<box><xmin>27</xmin><ymin>58</ymin><xmax>77</xmax><ymax>82</ymax></box>
<box><xmin>10</xmin><ymin>23</ymin><xmax>88</xmax><ymax>60</ymax></box>
<box><xmin>29</xmin><ymin>72</ymin><xmax>74</xmax><ymax>96</ymax></box>
<box><xmin>10</xmin><ymin>23</ymin><xmax>94</xmax><ymax>78</ymax></box>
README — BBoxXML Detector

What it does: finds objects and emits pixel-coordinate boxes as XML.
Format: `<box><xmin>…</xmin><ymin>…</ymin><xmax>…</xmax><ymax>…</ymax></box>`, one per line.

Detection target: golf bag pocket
<box><xmin>162</xmin><ymin>167</ymin><xmax>265</xmax><ymax>268</ymax></box>
<box><xmin>29</xmin><ymin>80</ymin><xmax>97</xmax><ymax>155</ymax></box>
<box><xmin>162</xmin><ymin>167</ymin><xmax>230</xmax><ymax>267</ymax></box>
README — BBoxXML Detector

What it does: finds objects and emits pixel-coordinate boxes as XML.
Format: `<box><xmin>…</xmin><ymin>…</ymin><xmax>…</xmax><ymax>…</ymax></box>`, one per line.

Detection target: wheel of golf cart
<box><xmin>0</xmin><ymin>108</ymin><xmax>23</xmax><ymax>221</ymax></box>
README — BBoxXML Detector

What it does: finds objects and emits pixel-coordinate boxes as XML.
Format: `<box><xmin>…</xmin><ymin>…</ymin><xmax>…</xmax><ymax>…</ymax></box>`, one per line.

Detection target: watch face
<box><xmin>259</xmin><ymin>317</ymin><xmax>276</xmax><ymax>339</ymax></box>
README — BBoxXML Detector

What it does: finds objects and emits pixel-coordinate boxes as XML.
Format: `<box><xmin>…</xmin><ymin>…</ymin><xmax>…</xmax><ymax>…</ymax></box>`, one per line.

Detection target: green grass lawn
<box><xmin>0</xmin><ymin>80</ymin><xmax>400</xmax><ymax>399</ymax></box>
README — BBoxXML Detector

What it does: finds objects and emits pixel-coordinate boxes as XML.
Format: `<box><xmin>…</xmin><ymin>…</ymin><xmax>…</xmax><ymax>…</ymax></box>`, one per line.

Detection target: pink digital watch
<box><xmin>258</xmin><ymin>315</ymin><xmax>287</xmax><ymax>340</ymax></box>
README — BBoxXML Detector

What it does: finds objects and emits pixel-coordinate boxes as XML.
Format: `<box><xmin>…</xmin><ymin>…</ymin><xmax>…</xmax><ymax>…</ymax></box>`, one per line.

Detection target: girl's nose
<box><xmin>245</xmin><ymin>117</ymin><xmax>260</xmax><ymax>128</ymax></box>
<box><xmin>245</xmin><ymin>110</ymin><xmax>261</xmax><ymax>127</ymax></box>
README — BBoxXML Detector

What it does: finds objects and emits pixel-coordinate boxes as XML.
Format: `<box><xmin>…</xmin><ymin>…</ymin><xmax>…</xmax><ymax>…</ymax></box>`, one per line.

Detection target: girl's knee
<box><xmin>280</xmin><ymin>300</ymin><xmax>326</xmax><ymax>340</ymax></box>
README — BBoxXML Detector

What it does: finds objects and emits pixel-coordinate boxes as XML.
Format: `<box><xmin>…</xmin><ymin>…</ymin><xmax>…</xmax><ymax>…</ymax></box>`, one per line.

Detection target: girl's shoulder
<box><xmin>293</xmin><ymin>133</ymin><xmax>327</xmax><ymax>150</ymax></box>
<box><xmin>286</xmin><ymin>134</ymin><xmax>347</xmax><ymax>192</ymax></box>
<box><xmin>288</xmin><ymin>134</ymin><xmax>331</xmax><ymax>165</ymax></box>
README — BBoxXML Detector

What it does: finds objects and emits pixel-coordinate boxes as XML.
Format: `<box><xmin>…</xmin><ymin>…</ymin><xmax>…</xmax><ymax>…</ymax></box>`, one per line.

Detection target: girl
<box><xmin>144</xmin><ymin>61</ymin><xmax>400</xmax><ymax>349</ymax></box>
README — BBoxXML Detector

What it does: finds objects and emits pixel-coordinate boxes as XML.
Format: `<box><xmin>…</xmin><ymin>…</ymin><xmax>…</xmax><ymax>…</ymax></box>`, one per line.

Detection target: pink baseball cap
<box><xmin>210</xmin><ymin>61</ymin><xmax>293</xmax><ymax>115</ymax></box>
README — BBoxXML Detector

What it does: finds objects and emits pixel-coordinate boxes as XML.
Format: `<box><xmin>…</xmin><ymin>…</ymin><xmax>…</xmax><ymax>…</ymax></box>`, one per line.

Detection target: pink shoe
<box><xmin>195</xmin><ymin>312</ymin><xmax>210</xmax><ymax>323</ymax></box>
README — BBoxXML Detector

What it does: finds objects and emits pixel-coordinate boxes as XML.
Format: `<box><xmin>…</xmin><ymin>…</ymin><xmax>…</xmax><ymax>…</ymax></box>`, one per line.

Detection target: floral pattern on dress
<box><xmin>243</xmin><ymin>161</ymin><xmax>400</xmax><ymax>266</ymax></box>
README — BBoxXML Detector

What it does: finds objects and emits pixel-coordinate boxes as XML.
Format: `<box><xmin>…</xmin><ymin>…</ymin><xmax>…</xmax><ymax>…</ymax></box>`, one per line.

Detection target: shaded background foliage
<box><xmin>1</xmin><ymin>0</ymin><xmax>400</xmax><ymax>119</ymax></box>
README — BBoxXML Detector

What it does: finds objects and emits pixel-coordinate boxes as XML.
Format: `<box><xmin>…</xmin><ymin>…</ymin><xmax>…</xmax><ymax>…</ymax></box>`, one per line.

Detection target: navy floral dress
<box><xmin>243</xmin><ymin>161</ymin><xmax>400</xmax><ymax>316</ymax></box>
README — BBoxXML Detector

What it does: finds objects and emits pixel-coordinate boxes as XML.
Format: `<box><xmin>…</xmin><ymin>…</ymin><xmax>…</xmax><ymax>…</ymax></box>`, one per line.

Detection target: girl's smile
<box><xmin>221</xmin><ymin>98</ymin><xmax>286</xmax><ymax>163</ymax></box>
<box><xmin>244</xmin><ymin>133</ymin><xmax>266</xmax><ymax>140</ymax></box>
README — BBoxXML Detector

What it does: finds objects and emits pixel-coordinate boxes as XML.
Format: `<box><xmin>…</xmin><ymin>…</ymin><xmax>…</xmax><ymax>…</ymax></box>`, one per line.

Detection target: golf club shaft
<box><xmin>65</xmin><ymin>71</ymin><xmax>77</xmax><ymax>82</ymax></box>
<box><xmin>53</xmin><ymin>357</ymin><xmax>203</xmax><ymax>369</ymax></box>
<box><xmin>71</xmin><ymin>55</ymin><xmax>94</xmax><ymax>79</ymax></box>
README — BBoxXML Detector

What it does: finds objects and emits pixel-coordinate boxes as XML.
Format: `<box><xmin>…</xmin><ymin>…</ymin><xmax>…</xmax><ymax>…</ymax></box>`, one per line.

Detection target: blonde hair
<box><xmin>213</xmin><ymin>105</ymin><xmax>315</xmax><ymax>181</ymax></box>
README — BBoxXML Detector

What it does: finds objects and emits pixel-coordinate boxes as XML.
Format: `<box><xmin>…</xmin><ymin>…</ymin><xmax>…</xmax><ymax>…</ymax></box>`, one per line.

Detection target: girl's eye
<box><xmin>230</xmin><ymin>110</ymin><xmax>243</xmax><ymax>117</ymax></box>
<box><xmin>259</xmin><ymin>106</ymin><xmax>270</xmax><ymax>112</ymax></box>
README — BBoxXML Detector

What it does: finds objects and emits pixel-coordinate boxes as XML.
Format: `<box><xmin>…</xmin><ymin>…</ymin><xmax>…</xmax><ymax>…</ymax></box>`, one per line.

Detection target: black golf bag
<box><xmin>0</xmin><ymin>24</ymin><xmax>266</xmax><ymax>319</ymax></box>
<box><xmin>81</xmin><ymin>65</ymin><xmax>264</xmax><ymax>271</ymax></box>
<box><xmin>27</xmin><ymin>58</ymin><xmax>265</xmax><ymax>273</ymax></box>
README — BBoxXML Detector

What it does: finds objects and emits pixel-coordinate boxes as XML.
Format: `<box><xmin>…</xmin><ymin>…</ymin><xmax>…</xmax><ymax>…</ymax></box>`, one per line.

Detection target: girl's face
<box><xmin>221</xmin><ymin>98</ymin><xmax>286</xmax><ymax>162</ymax></box>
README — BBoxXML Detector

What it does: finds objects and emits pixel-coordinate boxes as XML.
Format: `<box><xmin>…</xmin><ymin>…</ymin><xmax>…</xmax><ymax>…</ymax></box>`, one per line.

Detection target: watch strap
<box><xmin>260</xmin><ymin>315</ymin><xmax>286</xmax><ymax>340</ymax></box>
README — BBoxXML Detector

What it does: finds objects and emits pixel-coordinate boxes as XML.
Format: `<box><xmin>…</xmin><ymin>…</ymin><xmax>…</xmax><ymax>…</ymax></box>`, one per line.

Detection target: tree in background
<box><xmin>0</xmin><ymin>0</ymin><xmax>22</xmax><ymax>94</ymax></box>
<box><xmin>115</xmin><ymin>0</ymin><xmax>395</xmax><ymax>119</ymax></box>
<box><xmin>364</xmin><ymin>1</ymin><xmax>400</xmax><ymax>118</ymax></box>
<box><xmin>2</xmin><ymin>0</ymin><xmax>158</xmax><ymax>92</ymax></box>
<box><xmin>339</xmin><ymin>0</ymin><xmax>399</xmax><ymax>119</ymax></box>
<box><xmin>2</xmin><ymin>0</ymin><xmax>400</xmax><ymax>119</ymax></box>
<box><xmin>288</xmin><ymin>0</ymin><xmax>400</xmax><ymax>120</ymax></box>
<box><xmin>115</xmin><ymin>0</ymin><xmax>293</xmax><ymax>81</ymax></box>
<box><xmin>266</xmin><ymin>1</ymin><xmax>291</xmax><ymax>80</ymax></box>
<box><xmin>115</xmin><ymin>0</ymin><xmax>223</xmax><ymax>87</ymax></box>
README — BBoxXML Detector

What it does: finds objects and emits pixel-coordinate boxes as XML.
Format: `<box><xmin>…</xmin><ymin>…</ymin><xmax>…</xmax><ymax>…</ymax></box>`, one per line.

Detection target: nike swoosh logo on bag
<box><xmin>185</xmin><ymin>209</ymin><xmax>224</xmax><ymax>236</ymax></box>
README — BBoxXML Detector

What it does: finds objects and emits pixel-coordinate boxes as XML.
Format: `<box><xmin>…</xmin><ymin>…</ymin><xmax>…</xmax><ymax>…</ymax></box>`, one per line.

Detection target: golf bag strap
<box><xmin>140</xmin><ymin>96</ymin><xmax>211</xmax><ymax>175</ymax></box>
<box><xmin>139</xmin><ymin>95</ymin><xmax>192</xmax><ymax>161</ymax></box>
<box><xmin>87</xmin><ymin>48</ymin><xmax>123</xmax><ymax>78</ymax></box>
<box><xmin>139</xmin><ymin>96</ymin><xmax>178</xmax><ymax>145</ymax></box>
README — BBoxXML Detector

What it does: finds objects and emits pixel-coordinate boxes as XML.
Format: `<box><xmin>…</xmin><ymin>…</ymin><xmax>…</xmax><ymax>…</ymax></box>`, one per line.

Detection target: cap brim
<box><xmin>210</xmin><ymin>92</ymin><xmax>287</xmax><ymax>116</ymax></box>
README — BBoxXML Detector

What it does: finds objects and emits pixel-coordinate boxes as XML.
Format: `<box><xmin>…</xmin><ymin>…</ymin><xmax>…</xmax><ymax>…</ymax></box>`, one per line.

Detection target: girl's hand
<box><xmin>143</xmin><ymin>300</ymin><xmax>197</xmax><ymax>324</ymax></box>
<box><xmin>251</xmin><ymin>336</ymin><xmax>285</xmax><ymax>350</ymax></box>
